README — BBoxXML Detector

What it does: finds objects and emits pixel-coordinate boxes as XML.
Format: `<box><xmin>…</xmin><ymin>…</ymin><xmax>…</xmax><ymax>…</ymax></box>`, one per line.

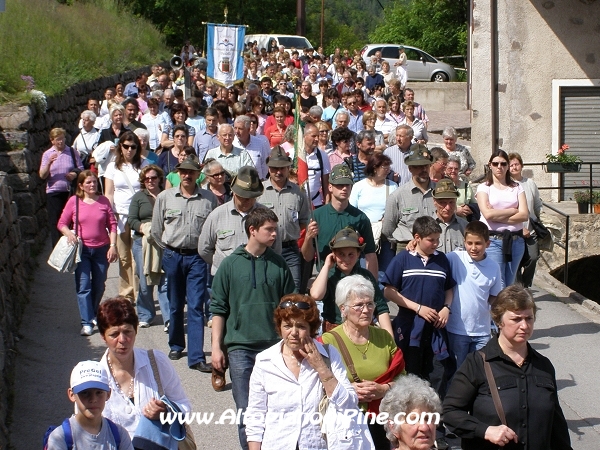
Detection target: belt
<box><xmin>281</xmin><ymin>240</ymin><xmax>298</xmax><ymax>249</ymax></box>
<box><xmin>489</xmin><ymin>230</ymin><xmax>523</xmax><ymax>240</ymax></box>
<box><xmin>165</xmin><ymin>245</ymin><xmax>197</xmax><ymax>256</ymax></box>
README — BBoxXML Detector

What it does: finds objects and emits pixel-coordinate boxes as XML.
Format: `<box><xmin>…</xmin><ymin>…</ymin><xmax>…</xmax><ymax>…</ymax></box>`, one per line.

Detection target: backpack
<box><xmin>43</xmin><ymin>417</ymin><xmax>121</xmax><ymax>450</ymax></box>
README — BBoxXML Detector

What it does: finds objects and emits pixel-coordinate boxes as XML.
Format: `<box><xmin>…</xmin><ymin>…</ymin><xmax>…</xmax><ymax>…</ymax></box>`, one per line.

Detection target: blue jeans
<box><xmin>162</xmin><ymin>249</ymin><xmax>208</xmax><ymax>366</ymax></box>
<box><xmin>132</xmin><ymin>237</ymin><xmax>169</xmax><ymax>324</ymax></box>
<box><xmin>447</xmin><ymin>332</ymin><xmax>490</xmax><ymax>370</ymax></box>
<box><xmin>486</xmin><ymin>235</ymin><xmax>525</xmax><ymax>287</ymax></box>
<box><xmin>229</xmin><ymin>349</ymin><xmax>259</xmax><ymax>450</ymax></box>
<box><xmin>75</xmin><ymin>244</ymin><xmax>109</xmax><ymax>326</ymax></box>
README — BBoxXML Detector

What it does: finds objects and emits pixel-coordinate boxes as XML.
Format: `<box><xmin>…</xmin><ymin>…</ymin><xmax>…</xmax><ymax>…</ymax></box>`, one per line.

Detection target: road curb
<box><xmin>537</xmin><ymin>271</ymin><xmax>600</xmax><ymax>315</ymax></box>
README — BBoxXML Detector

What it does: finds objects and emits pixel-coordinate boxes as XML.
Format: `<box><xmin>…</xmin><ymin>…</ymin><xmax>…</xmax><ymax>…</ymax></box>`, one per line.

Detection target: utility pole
<box><xmin>296</xmin><ymin>0</ymin><xmax>305</xmax><ymax>36</ymax></box>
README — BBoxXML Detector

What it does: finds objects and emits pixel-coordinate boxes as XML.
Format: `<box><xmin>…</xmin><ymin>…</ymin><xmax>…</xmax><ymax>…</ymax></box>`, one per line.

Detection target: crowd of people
<box><xmin>41</xmin><ymin>43</ymin><xmax>568</xmax><ymax>450</ymax></box>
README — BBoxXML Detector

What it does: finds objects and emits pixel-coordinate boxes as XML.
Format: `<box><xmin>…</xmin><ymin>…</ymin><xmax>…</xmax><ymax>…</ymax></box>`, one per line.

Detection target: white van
<box><xmin>244</xmin><ymin>34</ymin><xmax>314</xmax><ymax>53</ymax></box>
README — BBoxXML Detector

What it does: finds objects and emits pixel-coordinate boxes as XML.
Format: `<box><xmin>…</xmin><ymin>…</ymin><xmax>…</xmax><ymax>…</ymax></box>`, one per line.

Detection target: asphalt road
<box><xmin>8</xmin><ymin>242</ymin><xmax>600</xmax><ymax>449</ymax></box>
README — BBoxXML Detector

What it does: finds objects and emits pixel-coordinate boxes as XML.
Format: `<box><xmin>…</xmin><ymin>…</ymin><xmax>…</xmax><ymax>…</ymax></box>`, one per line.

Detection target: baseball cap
<box><xmin>329</xmin><ymin>227</ymin><xmax>366</xmax><ymax>251</ymax></box>
<box><xmin>231</xmin><ymin>166</ymin><xmax>264</xmax><ymax>198</ymax></box>
<box><xmin>404</xmin><ymin>144</ymin><xmax>432</xmax><ymax>166</ymax></box>
<box><xmin>329</xmin><ymin>164</ymin><xmax>354</xmax><ymax>185</ymax></box>
<box><xmin>432</xmin><ymin>178</ymin><xmax>459</xmax><ymax>199</ymax></box>
<box><xmin>70</xmin><ymin>361</ymin><xmax>110</xmax><ymax>394</ymax></box>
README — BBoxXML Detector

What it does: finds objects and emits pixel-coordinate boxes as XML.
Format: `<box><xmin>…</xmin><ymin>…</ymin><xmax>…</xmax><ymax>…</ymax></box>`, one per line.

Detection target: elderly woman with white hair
<box><xmin>379</xmin><ymin>374</ymin><xmax>441</xmax><ymax>450</ymax></box>
<box><xmin>322</xmin><ymin>274</ymin><xmax>405</xmax><ymax>450</ymax></box>
<box><xmin>133</xmin><ymin>127</ymin><xmax>159</xmax><ymax>165</ymax></box>
<box><xmin>73</xmin><ymin>110</ymin><xmax>100</xmax><ymax>169</ymax></box>
<box><xmin>442</xmin><ymin>126</ymin><xmax>476</xmax><ymax>177</ymax></box>
<box><xmin>99</xmin><ymin>103</ymin><xmax>127</xmax><ymax>145</ymax></box>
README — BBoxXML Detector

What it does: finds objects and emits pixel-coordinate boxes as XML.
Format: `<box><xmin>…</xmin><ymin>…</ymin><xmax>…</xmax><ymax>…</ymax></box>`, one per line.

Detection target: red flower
<box><xmin>358</xmin><ymin>237</ymin><xmax>364</xmax><ymax>244</ymax></box>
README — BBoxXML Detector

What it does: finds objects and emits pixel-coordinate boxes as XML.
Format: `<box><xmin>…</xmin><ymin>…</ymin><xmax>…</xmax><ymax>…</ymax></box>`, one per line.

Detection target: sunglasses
<box><xmin>144</xmin><ymin>176</ymin><xmax>159</xmax><ymax>182</ymax></box>
<box><xmin>174</xmin><ymin>135</ymin><xmax>187</xmax><ymax>139</ymax></box>
<box><xmin>490</xmin><ymin>161</ymin><xmax>508</xmax><ymax>167</ymax></box>
<box><xmin>209</xmin><ymin>171</ymin><xmax>226</xmax><ymax>177</ymax></box>
<box><xmin>279</xmin><ymin>300</ymin><xmax>310</xmax><ymax>310</ymax></box>
<box><xmin>122</xmin><ymin>144</ymin><xmax>137</xmax><ymax>150</ymax></box>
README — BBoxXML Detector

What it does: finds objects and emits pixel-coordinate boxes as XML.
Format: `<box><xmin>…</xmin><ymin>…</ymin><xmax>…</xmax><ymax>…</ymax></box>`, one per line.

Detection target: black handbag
<box><xmin>530</xmin><ymin>218</ymin><xmax>550</xmax><ymax>240</ymax></box>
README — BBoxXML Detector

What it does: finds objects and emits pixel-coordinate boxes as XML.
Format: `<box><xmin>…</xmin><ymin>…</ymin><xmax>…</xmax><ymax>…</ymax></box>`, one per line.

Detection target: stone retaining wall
<box><xmin>0</xmin><ymin>64</ymin><xmax>155</xmax><ymax>448</ymax></box>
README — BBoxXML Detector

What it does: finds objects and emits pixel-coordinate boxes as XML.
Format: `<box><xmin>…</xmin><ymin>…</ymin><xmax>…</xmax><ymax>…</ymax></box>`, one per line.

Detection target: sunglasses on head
<box><xmin>279</xmin><ymin>300</ymin><xmax>310</xmax><ymax>310</ymax></box>
<box><xmin>490</xmin><ymin>161</ymin><xmax>508</xmax><ymax>167</ymax></box>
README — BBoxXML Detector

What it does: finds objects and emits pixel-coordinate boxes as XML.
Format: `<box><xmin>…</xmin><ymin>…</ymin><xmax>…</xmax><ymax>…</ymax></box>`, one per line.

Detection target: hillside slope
<box><xmin>0</xmin><ymin>0</ymin><xmax>170</xmax><ymax>100</ymax></box>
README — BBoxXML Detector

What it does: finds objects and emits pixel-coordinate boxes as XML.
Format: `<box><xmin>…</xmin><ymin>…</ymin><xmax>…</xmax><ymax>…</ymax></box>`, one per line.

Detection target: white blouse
<box><xmin>245</xmin><ymin>339</ymin><xmax>359</xmax><ymax>450</ymax></box>
<box><xmin>101</xmin><ymin>348</ymin><xmax>191</xmax><ymax>439</ymax></box>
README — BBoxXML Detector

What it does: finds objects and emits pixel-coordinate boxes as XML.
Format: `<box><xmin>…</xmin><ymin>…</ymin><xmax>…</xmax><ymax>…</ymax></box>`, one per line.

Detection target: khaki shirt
<box><xmin>436</xmin><ymin>214</ymin><xmax>467</xmax><ymax>253</ymax></box>
<box><xmin>151</xmin><ymin>186</ymin><xmax>218</xmax><ymax>250</ymax></box>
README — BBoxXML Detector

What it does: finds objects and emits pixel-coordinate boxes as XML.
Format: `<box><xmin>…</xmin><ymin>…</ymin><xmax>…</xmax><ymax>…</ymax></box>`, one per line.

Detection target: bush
<box><xmin>0</xmin><ymin>0</ymin><xmax>170</xmax><ymax>100</ymax></box>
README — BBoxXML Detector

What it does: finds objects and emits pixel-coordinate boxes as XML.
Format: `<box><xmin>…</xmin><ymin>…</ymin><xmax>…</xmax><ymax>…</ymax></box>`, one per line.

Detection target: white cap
<box><xmin>70</xmin><ymin>361</ymin><xmax>110</xmax><ymax>394</ymax></box>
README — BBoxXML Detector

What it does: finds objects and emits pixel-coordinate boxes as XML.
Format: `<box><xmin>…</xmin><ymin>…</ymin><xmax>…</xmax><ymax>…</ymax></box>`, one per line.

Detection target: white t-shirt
<box><xmin>349</xmin><ymin>178</ymin><xmax>398</xmax><ymax>223</ymax></box>
<box><xmin>446</xmin><ymin>250</ymin><xmax>503</xmax><ymax>336</ymax></box>
<box><xmin>306</xmin><ymin>148</ymin><xmax>331</xmax><ymax>206</ymax></box>
<box><xmin>104</xmin><ymin>161</ymin><xmax>147</xmax><ymax>215</ymax></box>
<box><xmin>476</xmin><ymin>183</ymin><xmax>525</xmax><ymax>232</ymax></box>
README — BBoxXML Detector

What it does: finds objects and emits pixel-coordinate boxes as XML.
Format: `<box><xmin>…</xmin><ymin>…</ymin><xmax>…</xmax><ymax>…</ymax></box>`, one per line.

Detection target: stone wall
<box><xmin>0</xmin><ymin>64</ymin><xmax>154</xmax><ymax>448</ymax></box>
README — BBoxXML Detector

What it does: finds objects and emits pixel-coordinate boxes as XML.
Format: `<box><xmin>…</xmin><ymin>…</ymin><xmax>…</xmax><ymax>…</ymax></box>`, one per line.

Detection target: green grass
<box><xmin>0</xmin><ymin>0</ymin><xmax>170</xmax><ymax>102</ymax></box>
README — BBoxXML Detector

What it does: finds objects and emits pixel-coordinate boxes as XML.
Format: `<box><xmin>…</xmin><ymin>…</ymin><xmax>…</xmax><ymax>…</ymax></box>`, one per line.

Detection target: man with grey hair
<box><xmin>384</xmin><ymin>124</ymin><xmax>413</xmax><ymax>185</ymax></box>
<box><xmin>334</xmin><ymin>110</ymin><xmax>358</xmax><ymax>154</ymax></box>
<box><xmin>307</xmin><ymin>105</ymin><xmax>324</xmax><ymax>124</ymax></box>
<box><xmin>374</xmin><ymin>98</ymin><xmax>396</xmax><ymax>144</ymax></box>
<box><xmin>161</xmin><ymin>88</ymin><xmax>175</xmax><ymax>118</ymax></box>
<box><xmin>204</xmin><ymin>124</ymin><xmax>255</xmax><ymax>177</ymax></box>
<box><xmin>233</xmin><ymin>115</ymin><xmax>269</xmax><ymax>179</ymax></box>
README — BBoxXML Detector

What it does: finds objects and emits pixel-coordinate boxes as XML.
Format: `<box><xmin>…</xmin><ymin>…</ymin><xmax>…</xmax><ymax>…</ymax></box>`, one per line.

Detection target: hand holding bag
<box><xmin>48</xmin><ymin>197</ymin><xmax>81</xmax><ymax>273</ymax></box>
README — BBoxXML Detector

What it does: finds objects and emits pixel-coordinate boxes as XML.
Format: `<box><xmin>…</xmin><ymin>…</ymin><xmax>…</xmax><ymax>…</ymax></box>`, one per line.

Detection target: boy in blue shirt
<box><xmin>382</xmin><ymin>216</ymin><xmax>456</xmax><ymax>386</ymax></box>
<box><xmin>446</xmin><ymin>220</ymin><xmax>503</xmax><ymax>369</ymax></box>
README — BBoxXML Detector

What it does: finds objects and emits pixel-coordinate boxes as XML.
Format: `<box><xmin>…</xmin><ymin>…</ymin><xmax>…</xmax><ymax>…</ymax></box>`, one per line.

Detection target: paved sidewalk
<box><xmin>9</xmin><ymin>243</ymin><xmax>600</xmax><ymax>449</ymax></box>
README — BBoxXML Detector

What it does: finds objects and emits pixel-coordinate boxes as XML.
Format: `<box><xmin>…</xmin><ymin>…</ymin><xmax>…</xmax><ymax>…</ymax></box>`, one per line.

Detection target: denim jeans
<box><xmin>486</xmin><ymin>235</ymin><xmax>525</xmax><ymax>287</ymax></box>
<box><xmin>229</xmin><ymin>349</ymin><xmax>259</xmax><ymax>450</ymax></box>
<box><xmin>162</xmin><ymin>249</ymin><xmax>207</xmax><ymax>366</ymax></box>
<box><xmin>447</xmin><ymin>332</ymin><xmax>491</xmax><ymax>370</ymax></box>
<box><xmin>132</xmin><ymin>237</ymin><xmax>169</xmax><ymax>324</ymax></box>
<box><xmin>75</xmin><ymin>244</ymin><xmax>109</xmax><ymax>326</ymax></box>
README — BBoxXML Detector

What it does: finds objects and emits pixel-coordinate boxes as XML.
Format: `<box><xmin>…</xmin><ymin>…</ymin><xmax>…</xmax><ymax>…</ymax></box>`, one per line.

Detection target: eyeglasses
<box><xmin>208</xmin><ymin>171</ymin><xmax>226</xmax><ymax>178</ymax></box>
<box><xmin>490</xmin><ymin>161</ymin><xmax>508</xmax><ymax>167</ymax></box>
<box><xmin>144</xmin><ymin>176</ymin><xmax>159</xmax><ymax>182</ymax></box>
<box><xmin>122</xmin><ymin>144</ymin><xmax>137</xmax><ymax>150</ymax></box>
<box><xmin>279</xmin><ymin>300</ymin><xmax>311</xmax><ymax>310</ymax></box>
<box><xmin>348</xmin><ymin>302</ymin><xmax>375</xmax><ymax>312</ymax></box>
<box><xmin>250</xmin><ymin>121</ymin><xmax>258</xmax><ymax>125</ymax></box>
<box><xmin>174</xmin><ymin>135</ymin><xmax>187</xmax><ymax>139</ymax></box>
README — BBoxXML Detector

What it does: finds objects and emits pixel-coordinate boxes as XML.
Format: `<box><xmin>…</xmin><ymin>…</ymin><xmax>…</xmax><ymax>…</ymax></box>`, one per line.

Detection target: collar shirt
<box><xmin>151</xmin><ymin>185</ymin><xmax>217</xmax><ymax>250</ymax></box>
<box><xmin>383</xmin><ymin>179</ymin><xmax>436</xmax><ymax>243</ymax></box>
<box><xmin>347</xmin><ymin>110</ymin><xmax>364</xmax><ymax>133</ymax></box>
<box><xmin>435</xmin><ymin>214</ymin><xmax>467</xmax><ymax>253</ymax></box>
<box><xmin>375</xmin><ymin>116</ymin><xmax>397</xmax><ymax>137</ymax></box>
<box><xmin>245</xmin><ymin>340</ymin><xmax>359</xmax><ymax>450</ymax></box>
<box><xmin>193</xmin><ymin>130</ymin><xmax>219</xmax><ymax>163</ymax></box>
<box><xmin>203</xmin><ymin>146</ymin><xmax>255</xmax><ymax>177</ymax></box>
<box><xmin>234</xmin><ymin>135</ymin><xmax>270</xmax><ymax>180</ymax></box>
<box><xmin>260</xmin><ymin>179</ymin><xmax>311</xmax><ymax>248</ymax></box>
<box><xmin>383</xmin><ymin>145</ymin><xmax>412</xmax><ymax>186</ymax></box>
<box><xmin>72</xmin><ymin>128</ymin><xmax>100</xmax><ymax>155</ymax></box>
<box><xmin>101</xmin><ymin>348</ymin><xmax>191</xmax><ymax>437</ymax></box>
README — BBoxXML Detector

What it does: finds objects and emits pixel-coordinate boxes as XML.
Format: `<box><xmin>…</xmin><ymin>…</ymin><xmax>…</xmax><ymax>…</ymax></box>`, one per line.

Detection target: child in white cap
<box><xmin>46</xmin><ymin>360</ymin><xmax>133</xmax><ymax>449</ymax></box>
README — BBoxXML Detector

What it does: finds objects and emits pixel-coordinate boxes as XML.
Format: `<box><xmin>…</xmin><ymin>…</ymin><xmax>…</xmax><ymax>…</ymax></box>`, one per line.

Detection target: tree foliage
<box><xmin>370</xmin><ymin>0</ymin><xmax>468</xmax><ymax>58</ymax></box>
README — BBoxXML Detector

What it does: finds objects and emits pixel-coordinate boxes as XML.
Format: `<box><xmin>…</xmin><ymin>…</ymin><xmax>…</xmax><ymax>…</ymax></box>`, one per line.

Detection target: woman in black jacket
<box><xmin>443</xmin><ymin>285</ymin><xmax>572</xmax><ymax>450</ymax></box>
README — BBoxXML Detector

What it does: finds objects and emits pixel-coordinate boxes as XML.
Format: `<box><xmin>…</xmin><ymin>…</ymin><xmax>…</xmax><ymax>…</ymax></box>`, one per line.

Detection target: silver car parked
<box><xmin>360</xmin><ymin>44</ymin><xmax>457</xmax><ymax>82</ymax></box>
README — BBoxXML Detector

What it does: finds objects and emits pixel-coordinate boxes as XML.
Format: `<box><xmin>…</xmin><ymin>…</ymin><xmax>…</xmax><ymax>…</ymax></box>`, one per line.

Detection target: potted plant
<box><xmin>593</xmin><ymin>191</ymin><xmax>600</xmax><ymax>214</ymax></box>
<box><xmin>573</xmin><ymin>190</ymin><xmax>591</xmax><ymax>213</ymax></box>
<box><xmin>544</xmin><ymin>144</ymin><xmax>582</xmax><ymax>173</ymax></box>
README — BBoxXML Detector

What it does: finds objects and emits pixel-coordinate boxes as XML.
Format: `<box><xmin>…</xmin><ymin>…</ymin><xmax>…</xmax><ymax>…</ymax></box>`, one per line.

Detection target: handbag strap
<box><xmin>478</xmin><ymin>351</ymin><xmax>507</xmax><ymax>425</ymax></box>
<box><xmin>329</xmin><ymin>330</ymin><xmax>361</xmax><ymax>383</ymax></box>
<box><xmin>74</xmin><ymin>197</ymin><xmax>79</xmax><ymax>237</ymax></box>
<box><xmin>121</xmin><ymin>167</ymin><xmax>138</xmax><ymax>197</ymax></box>
<box><xmin>147</xmin><ymin>349</ymin><xmax>165</xmax><ymax>397</ymax></box>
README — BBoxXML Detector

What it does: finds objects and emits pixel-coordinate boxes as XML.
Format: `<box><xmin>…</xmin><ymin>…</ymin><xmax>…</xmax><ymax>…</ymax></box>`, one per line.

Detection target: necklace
<box><xmin>282</xmin><ymin>349</ymin><xmax>302</xmax><ymax>367</ymax></box>
<box><xmin>343</xmin><ymin>324</ymin><xmax>371</xmax><ymax>360</ymax></box>
<box><xmin>107</xmin><ymin>355</ymin><xmax>135</xmax><ymax>399</ymax></box>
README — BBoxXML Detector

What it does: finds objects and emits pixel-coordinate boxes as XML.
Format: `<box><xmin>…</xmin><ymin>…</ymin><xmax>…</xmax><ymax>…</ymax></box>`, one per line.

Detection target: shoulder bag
<box><xmin>68</xmin><ymin>147</ymin><xmax>82</xmax><ymax>195</ymax></box>
<box><xmin>48</xmin><ymin>197</ymin><xmax>82</xmax><ymax>273</ymax></box>
<box><xmin>478</xmin><ymin>351</ymin><xmax>507</xmax><ymax>425</ymax></box>
<box><xmin>318</xmin><ymin>344</ymin><xmax>375</xmax><ymax>450</ymax></box>
<box><xmin>147</xmin><ymin>350</ymin><xmax>197</xmax><ymax>450</ymax></box>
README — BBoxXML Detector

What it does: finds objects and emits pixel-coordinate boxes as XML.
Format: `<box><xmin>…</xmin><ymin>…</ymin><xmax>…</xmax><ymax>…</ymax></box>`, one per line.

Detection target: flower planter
<box><xmin>544</xmin><ymin>162</ymin><xmax>581</xmax><ymax>173</ymax></box>
<box><xmin>578</xmin><ymin>202</ymin><xmax>590</xmax><ymax>214</ymax></box>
